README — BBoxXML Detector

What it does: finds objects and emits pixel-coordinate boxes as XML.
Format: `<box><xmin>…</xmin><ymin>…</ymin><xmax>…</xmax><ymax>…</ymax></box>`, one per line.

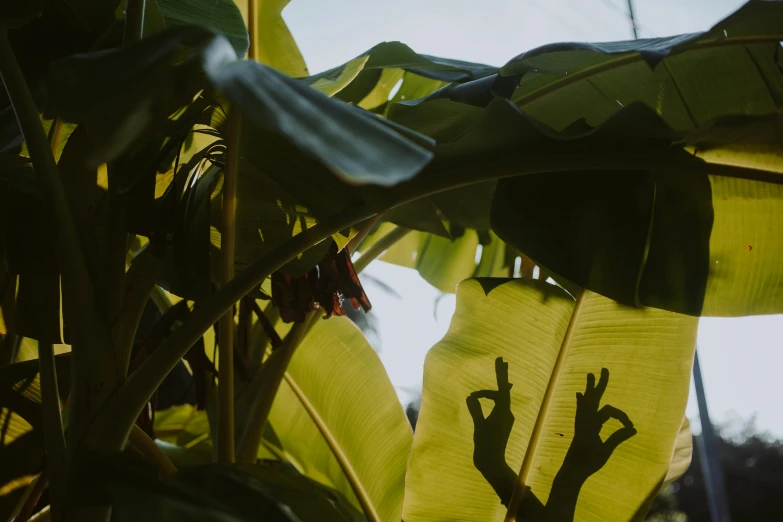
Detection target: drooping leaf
<box><xmin>265</xmin><ymin>316</ymin><xmax>412</xmax><ymax>522</ymax></box>
<box><xmin>207</xmin><ymin>59</ymin><xmax>433</xmax><ymax>186</ymax></box>
<box><xmin>403</xmin><ymin>279</ymin><xmax>697</xmax><ymax>522</ymax></box>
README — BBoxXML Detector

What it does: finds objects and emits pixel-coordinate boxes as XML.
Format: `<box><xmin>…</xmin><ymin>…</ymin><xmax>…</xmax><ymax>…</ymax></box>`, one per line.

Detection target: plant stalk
<box><xmin>345</xmin><ymin>214</ymin><xmax>382</xmax><ymax>254</ymax></box>
<box><xmin>353</xmin><ymin>226</ymin><xmax>411</xmax><ymax>274</ymax></box>
<box><xmin>123</xmin><ymin>0</ymin><xmax>146</xmax><ymax>46</ymax></box>
<box><xmin>236</xmin><ymin>311</ymin><xmax>316</xmax><ymax>462</ymax></box>
<box><xmin>217</xmin><ymin>113</ymin><xmax>240</xmax><ymax>463</ymax></box>
<box><xmin>128</xmin><ymin>425</ymin><xmax>177</xmax><ymax>478</ymax></box>
<box><xmin>247</xmin><ymin>0</ymin><xmax>258</xmax><ymax>60</ymax></box>
<box><xmin>38</xmin><ymin>342</ymin><xmax>66</xmax><ymax>522</ymax></box>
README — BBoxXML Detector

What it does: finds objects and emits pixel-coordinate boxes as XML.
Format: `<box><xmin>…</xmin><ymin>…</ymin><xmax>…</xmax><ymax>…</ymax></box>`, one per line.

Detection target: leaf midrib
<box><xmin>504</xmin><ymin>289</ymin><xmax>586</xmax><ymax>521</ymax></box>
<box><xmin>282</xmin><ymin>370</ymin><xmax>383</xmax><ymax>522</ymax></box>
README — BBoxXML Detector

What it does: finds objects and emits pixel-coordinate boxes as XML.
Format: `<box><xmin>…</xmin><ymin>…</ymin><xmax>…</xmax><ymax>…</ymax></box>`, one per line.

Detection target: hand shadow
<box><xmin>467</xmin><ymin>359</ymin><xmax>637</xmax><ymax>522</ymax></box>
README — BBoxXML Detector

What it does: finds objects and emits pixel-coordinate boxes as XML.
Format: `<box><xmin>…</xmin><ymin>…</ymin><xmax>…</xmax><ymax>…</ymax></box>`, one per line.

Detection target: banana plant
<box><xmin>0</xmin><ymin>0</ymin><xmax>781</xmax><ymax>520</ymax></box>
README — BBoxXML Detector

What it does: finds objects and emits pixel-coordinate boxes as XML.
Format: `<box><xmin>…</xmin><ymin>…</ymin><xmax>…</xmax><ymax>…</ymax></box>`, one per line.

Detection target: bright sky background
<box><xmin>284</xmin><ymin>0</ymin><xmax>783</xmax><ymax>438</ymax></box>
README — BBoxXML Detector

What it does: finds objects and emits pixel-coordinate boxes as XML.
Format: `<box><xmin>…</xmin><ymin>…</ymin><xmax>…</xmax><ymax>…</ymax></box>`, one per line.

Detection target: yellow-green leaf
<box><xmin>360</xmin><ymin>224</ymin><xmax>509</xmax><ymax>293</ymax></box>
<box><xmin>267</xmin><ymin>316</ymin><xmax>412</xmax><ymax>522</ymax></box>
<box><xmin>662</xmin><ymin>417</ymin><xmax>692</xmax><ymax>490</ymax></box>
<box><xmin>236</xmin><ymin>0</ymin><xmax>308</xmax><ymax>76</ymax></box>
<box><xmin>701</xmin><ymin>176</ymin><xmax>783</xmax><ymax>316</ymax></box>
<box><xmin>403</xmin><ymin>279</ymin><xmax>697</xmax><ymax>522</ymax></box>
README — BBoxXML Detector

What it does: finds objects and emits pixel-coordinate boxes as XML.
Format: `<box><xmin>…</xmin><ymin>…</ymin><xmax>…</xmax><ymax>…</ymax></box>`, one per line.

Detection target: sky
<box><xmin>283</xmin><ymin>0</ymin><xmax>783</xmax><ymax>438</ymax></box>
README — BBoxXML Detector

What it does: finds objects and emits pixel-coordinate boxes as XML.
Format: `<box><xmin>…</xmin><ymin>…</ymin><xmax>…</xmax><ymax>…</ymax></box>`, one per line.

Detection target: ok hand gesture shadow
<box><xmin>567</xmin><ymin>368</ymin><xmax>637</xmax><ymax>477</ymax></box>
<box><xmin>546</xmin><ymin>368</ymin><xmax>637</xmax><ymax>521</ymax></box>
<box><xmin>467</xmin><ymin>361</ymin><xmax>637</xmax><ymax>522</ymax></box>
<box><xmin>466</xmin><ymin>357</ymin><xmax>518</xmax><ymax>508</ymax></box>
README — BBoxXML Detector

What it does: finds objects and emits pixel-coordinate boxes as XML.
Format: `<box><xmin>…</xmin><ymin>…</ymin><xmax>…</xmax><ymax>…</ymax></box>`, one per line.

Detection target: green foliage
<box><xmin>0</xmin><ymin>0</ymin><xmax>781</xmax><ymax>521</ymax></box>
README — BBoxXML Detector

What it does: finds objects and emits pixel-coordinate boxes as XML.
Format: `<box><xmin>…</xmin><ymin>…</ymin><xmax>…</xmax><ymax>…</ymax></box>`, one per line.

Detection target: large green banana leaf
<box><xmin>403</xmin><ymin>279</ymin><xmax>697</xmax><ymax>522</ymax></box>
<box><xmin>266</xmin><ymin>316</ymin><xmax>413</xmax><ymax>522</ymax></box>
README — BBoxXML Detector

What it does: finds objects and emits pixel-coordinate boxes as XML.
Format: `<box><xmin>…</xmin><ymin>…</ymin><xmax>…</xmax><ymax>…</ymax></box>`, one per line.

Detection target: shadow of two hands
<box><xmin>467</xmin><ymin>358</ymin><xmax>636</xmax><ymax>521</ymax></box>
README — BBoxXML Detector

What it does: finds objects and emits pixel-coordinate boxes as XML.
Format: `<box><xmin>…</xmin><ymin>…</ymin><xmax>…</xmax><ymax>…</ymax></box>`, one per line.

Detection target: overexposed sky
<box><xmin>285</xmin><ymin>0</ymin><xmax>783</xmax><ymax>437</ymax></box>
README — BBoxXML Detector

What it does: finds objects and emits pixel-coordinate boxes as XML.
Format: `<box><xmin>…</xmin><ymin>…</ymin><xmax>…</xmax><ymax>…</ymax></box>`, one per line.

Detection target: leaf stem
<box><xmin>38</xmin><ymin>342</ymin><xmax>66</xmax><ymax>522</ymax></box>
<box><xmin>217</xmin><ymin>114</ymin><xmax>240</xmax><ymax>463</ymax></box>
<box><xmin>128</xmin><ymin>425</ymin><xmax>177</xmax><ymax>478</ymax></box>
<box><xmin>123</xmin><ymin>0</ymin><xmax>146</xmax><ymax>46</ymax></box>
<box><xmin>345</xmin><ymin>214</ymin><xmax>382</xmax><ymax>254</ymax></box>
<box><xmin>353</xmin><ymin>226</ymin><xmax>411</xmax><ymax>274</ymax></box>
<box><xmin>247</xmin><ymin>0</ymin><xmax>258</xmax><ymax>60</ymax></box>
<box><xmin>235</xmin><ymin>311</ymin><xmax>317</xmax><ymax>463</ymax></box>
